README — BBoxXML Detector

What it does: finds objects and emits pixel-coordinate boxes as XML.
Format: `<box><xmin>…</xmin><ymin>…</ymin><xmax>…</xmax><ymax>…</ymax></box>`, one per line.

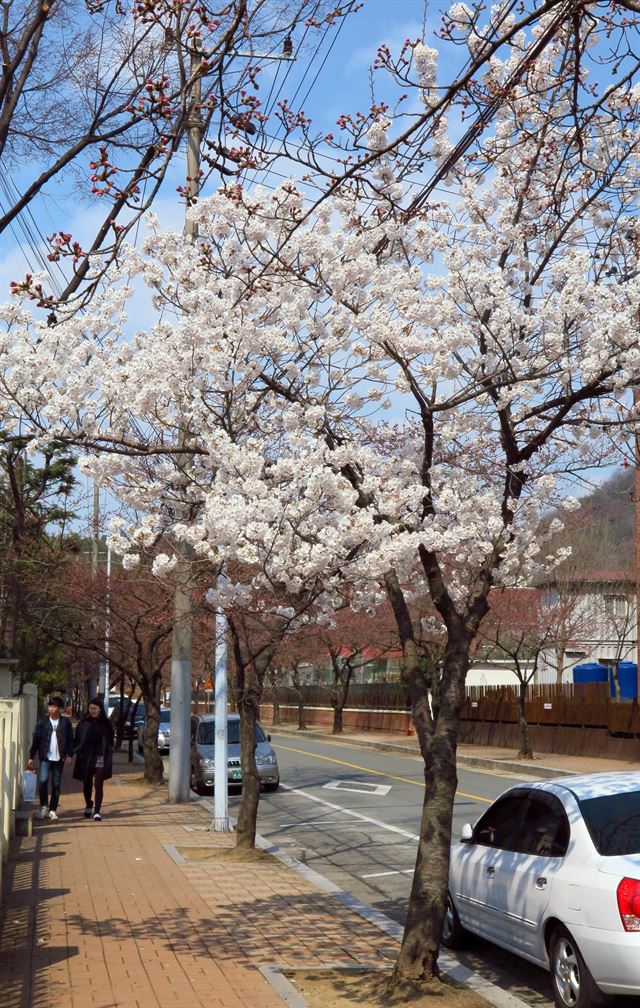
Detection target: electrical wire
<box><xmin>0</xmin><ymin>181</ymin><xmax>66</xmax><ymax>297</ymax></box>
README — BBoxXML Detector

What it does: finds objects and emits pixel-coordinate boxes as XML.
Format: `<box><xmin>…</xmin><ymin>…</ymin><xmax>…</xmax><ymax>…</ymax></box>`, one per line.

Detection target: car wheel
<box><xmin>264</xmin><ymin>779</ymin><xmax>280</xmax><ymax>793</ymax></box>
<box><xmin>550</xmin><ymin>926</ymin><xmax>606</xmax><ymax>1008</ymax></box>
<box><xmin>441</xmin><ymin>892</ymin><xmax>467</xmax><ymax>950</ymax></box>
<box><xmin>190</xmin><ymin>769</ymin><xmax>202</xmax><ymax>794</ymax></box>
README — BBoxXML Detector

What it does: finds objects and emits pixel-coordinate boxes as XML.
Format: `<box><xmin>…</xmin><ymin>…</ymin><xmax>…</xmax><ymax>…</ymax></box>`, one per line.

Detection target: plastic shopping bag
<box><xmin>22</xmin><ymin>769</ymin><xmax>37</xmax><ymax>803</ymax></box>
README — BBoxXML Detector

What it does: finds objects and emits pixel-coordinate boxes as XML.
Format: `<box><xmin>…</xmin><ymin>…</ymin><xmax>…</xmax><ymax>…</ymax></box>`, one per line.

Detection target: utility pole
<box><xmin>211</xmin><ymin>600</ymin><xmax>230</xmax><ymax>831</ymax></box>
<box><xmin>100</xmin><ymin>545</ymin><xmax>111</xmax><ymax>718</ymax></box>
<box><xmin>635</xmin><ymin>389</ymin><xmax>640</xmax><ymax>701</ymax></box>
<box><xmin>168</xmin><ymin>44</ymin><xmax>202</xmax><ymax>804</ymax></box>
<box><xmin>167</xmin><ymin>33</ymin><xmax>297</xmax><ymax>805</ymax></box>
<box><xmin>88</xmin><ymin>482</ymin><xmax>100</xmax><ymax>701</ymax></box>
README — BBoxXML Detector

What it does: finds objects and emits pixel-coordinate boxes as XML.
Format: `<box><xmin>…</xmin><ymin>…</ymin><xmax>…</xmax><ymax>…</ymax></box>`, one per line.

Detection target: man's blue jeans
<box><xmin>38</xmin><ymin>759</ymin><xmax>65</xmax><ymax>811</ymax></box>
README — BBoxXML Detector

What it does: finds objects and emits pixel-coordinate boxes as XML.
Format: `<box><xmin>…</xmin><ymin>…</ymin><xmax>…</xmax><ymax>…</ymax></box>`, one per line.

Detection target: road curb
<box><xmin>253</xmin><ymin>829</ymin><xmax>531</xmax><ymax>1008</ymax></box>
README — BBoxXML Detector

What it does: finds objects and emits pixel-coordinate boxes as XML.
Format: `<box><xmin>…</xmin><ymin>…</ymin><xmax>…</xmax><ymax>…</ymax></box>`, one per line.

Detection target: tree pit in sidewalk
<box><xmin>284</xmin><ymin>968</ymin><xmax>495</xmax><ymax>1008</ymax></box>
<box><xmin>176</xmin><ymin>846</ymin><xmax>278</xmax><ymax>863</ymax></box>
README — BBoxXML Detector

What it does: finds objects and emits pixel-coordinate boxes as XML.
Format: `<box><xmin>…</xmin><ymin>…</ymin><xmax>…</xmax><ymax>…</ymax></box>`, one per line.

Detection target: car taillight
<box><xmin>617</xmin><ymin>877</ymin><xmax>640</xmax><ymax>932</ymax></box>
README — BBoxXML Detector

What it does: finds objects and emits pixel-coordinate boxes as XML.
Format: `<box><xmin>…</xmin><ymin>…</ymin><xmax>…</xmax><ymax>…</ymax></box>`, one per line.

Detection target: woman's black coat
<box><xmin>73</xmin><ymin>717</ymin><xmax>114</xmax><ymax>781</ymax></box>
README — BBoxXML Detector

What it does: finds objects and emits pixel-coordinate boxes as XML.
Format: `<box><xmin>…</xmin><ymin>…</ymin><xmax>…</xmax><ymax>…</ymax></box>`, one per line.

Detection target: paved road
<box><xmin>251</xmin><ymin>732</ymin><xmax>556</xmax><ymax>1008</ymax></box>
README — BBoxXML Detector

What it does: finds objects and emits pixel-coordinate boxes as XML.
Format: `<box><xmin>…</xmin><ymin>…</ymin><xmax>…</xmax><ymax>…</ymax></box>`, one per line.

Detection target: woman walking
<box><xmin>73</xmin><ymin>698</ymin><xmax>114</xmax><ymax>821</ymax></box>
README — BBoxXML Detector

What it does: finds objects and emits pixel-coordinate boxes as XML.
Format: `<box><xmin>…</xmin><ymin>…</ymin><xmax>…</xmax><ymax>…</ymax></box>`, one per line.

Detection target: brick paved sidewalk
<box><xmin>0</xmin><ymin>752</ymin><xmax>399</xmax><ymax>1008</ymax></box>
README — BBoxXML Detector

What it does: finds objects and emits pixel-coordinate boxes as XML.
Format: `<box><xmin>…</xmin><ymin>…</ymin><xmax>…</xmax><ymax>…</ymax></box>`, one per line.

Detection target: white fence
<box><xmin>0</xmin><ymin>682</ymin><xmax>37</xmax><ymax>905</ymax></box>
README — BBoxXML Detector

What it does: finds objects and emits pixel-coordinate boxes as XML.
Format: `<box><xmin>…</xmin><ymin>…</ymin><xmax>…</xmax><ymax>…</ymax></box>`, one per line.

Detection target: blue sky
<box><xmin>0</xmin><ymin>0</ymin><xmax>430</xmax><ymax>293</ymax></box>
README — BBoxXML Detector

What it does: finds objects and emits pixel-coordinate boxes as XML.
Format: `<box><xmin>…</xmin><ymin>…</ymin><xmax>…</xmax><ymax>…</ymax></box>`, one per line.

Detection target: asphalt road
<box><xmin>248</xmin><ymin>731</ymin><xmax>557</xmax><ymax>1008</ymax></box>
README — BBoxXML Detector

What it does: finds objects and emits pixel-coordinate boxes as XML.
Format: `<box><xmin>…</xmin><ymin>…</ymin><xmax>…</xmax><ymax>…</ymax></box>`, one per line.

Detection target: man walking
<box><xmin>27</xmin><ymin>696</ymin><xmax>74</xmax><ymax>820</ymax></box>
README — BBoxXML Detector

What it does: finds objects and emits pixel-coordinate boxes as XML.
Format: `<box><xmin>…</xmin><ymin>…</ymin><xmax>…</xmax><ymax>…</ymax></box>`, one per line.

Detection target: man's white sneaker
<box><xmin>37</xmin><ymin>806</ymin><xmax>48</xmax><ymax>819</ymax></box>
<box><xmin>48</xmin><ymin>810</ymin><xmax>59</xmax><ymax>820</ymax></box>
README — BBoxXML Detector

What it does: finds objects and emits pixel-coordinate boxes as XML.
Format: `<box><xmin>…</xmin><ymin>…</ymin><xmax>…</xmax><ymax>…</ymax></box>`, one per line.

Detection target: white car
<box><xmin>444</xmin><ymin>772</ymin><xmax>640</xmax><ymax>1008</ymax></box>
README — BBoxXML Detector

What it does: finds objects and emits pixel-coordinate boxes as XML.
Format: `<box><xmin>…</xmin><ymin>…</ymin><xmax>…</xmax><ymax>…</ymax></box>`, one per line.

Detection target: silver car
<box><xmin>190</xmin><ymin>713</ymin><xmax>279</xmax><ymax>794</ymax></box>
<box><xmin>137</xmin><ymin>708</ymin><xmax>171</xmax><ymax>753</ymax></box>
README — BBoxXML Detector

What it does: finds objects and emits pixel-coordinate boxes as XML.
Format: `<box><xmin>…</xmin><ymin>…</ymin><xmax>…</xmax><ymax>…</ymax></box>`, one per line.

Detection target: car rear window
<box><xmin>578</xmin><ymin>791</ymin><xmax>640</xmax><ymax>856</ymax></box>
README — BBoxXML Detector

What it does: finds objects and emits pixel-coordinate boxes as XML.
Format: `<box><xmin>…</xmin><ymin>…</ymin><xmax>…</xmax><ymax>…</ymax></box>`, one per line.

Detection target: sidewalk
<box><xmin>0</xmin><ymin>733</ymin><xmax>636</xmax><ymax>1008</ymax></box>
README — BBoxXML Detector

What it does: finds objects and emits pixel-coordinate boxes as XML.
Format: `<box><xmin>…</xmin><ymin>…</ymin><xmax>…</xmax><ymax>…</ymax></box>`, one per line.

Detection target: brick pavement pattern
<box><xmin>0</xmin><ymin>752</ymin><xmax>399</xmax><ymax>1008</ymax></box>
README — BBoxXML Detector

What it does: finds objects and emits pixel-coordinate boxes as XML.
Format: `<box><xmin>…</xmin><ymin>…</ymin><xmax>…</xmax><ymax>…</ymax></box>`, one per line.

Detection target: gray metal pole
<box><xmin>102</xmin><ymin>545</ymin><xmax>111</xmax><ymax>718</ymax></box>
<box><xmin>212</xmin><ymin>607</ymin><xmax>231</xmax><ymax>830</ymax></box>
<box><xmin>88</xmin><ymin>482</ymin><xmax>100</xmax><ymax>701</ymax></box>
<box><xmin>168</xmin><ymin>47</ymin><xmax>202</xmax><ymax>803</ymax></box>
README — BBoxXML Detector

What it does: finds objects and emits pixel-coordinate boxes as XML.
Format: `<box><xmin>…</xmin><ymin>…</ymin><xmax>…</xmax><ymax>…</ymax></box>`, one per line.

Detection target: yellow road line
<box><xmin>275</xmin><ymin>742</ymin><xmax>492</xmax><ymax>804</ymax></box>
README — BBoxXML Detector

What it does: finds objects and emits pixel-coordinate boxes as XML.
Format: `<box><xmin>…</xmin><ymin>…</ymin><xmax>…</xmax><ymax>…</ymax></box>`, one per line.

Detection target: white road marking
<box><xmin>279</xmin><ymin>783</ymin><xmax>419</xmax><ymax>842</ymax></box>
<box><xmin>278</xmin><ymin>819</ymin><xmax>364</xmax><ymax>828</ymax></box>
<box><xmin>362</xmin><ymin>868</ymin><xmax>415</xmax><ymax>879</ymax></box>
<box><xmin>324</xmin><ymin>779</ymin><xmax>392</xmax><ymax>796</ymax></box>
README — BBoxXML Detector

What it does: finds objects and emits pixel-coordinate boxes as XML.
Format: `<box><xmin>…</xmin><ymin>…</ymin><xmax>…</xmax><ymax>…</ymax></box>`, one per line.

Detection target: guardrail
<box><xmin>0</xmin><ymin>684</ymin><xmax>37</xmax><ymax>905</ymax></box>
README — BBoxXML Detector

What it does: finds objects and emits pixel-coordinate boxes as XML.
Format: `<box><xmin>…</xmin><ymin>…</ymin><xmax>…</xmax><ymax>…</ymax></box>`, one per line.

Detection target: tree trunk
<box><xmin>292</xmin><ymin>667</ymin><xmax>307</xmax><ymax>729</ymax></box>
<box><xmin>272</xmin><ymin>684</ymin><xmax>281</xmax><ymax>725</ymax></box>
<box><xmin>517</xmin><ymin>680</ymin><xmax>533</xmax><ymax>758</ymax></box>
<box><xmin>235</xmin><ymin>656</ymin><xmax>265</xmax><ymax>849</ymax></box>
<box><xmin>389</xmin><ymin>642</ymin><xmax>468</xmax><ymax>988</ymax></box>
<box><xmin>140</xmin><ymin>654</ymin><xmax>164</xmax><ymax>784</ymax></box>
<box><xmin>555</xmin><ymin>646</ymin><xmax>564</xmax><ymax>685</ymax></box>
<box><xmin>611</xmin><ymin>661</ymin><xmax>621</xmax><ymax>700</ymax></box>
<box><xmin>332</xmin><ymin>686</ymin><xmax>343</xmax><ymax>733</ymax></box>
<box><xmin>330</xmin><ymin>654</ymin><xmax>352</xmax><ymax>734</ymax></box>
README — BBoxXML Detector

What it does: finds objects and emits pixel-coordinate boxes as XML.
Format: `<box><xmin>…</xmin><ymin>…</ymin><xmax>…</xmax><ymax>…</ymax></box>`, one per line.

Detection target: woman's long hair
<box><xmin>84</xmin><ymin>697</ymin><xmax>115</xmax><ymax>743</ymax></box>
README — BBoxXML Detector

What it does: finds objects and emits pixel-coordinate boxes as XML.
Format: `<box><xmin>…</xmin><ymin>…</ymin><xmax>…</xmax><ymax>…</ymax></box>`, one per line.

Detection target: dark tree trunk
<box><xmin>382</xmin><ymin>565</ymin><xmax>484</xmax><ymax>988</ymax></box>
<box><xmin>234</xmin><ymin>644</ymin><xmax>272</xmax><ymax>849</ymax></box>
<box><xmin>332</xmin><ymin>686</ymin><xmax>344</xmax><ymax>733</ymax></box>
<box><xmin>139</xmin><ymin>649</ymin><xmax>164</xmax><ymax>784</ymax></box>
<box><xmin>388</xmin><ymin>641</ymin><xmax>468</xmax><ymax>987</ymax></box>
<box><xmin>272</xmin><ymin>684</ymin><xmax>281</xmax><ymax>725</ymax></box>
<box><xmin>329</xmin><ymin>652</ymin><xmax>352</xmax><ymax>734</ymax></box>
<box><xmin>517</xmin><ymin>680</ymin><xmax>533</xmax><ymax>758</ymax></box>
<box><xmin>292</xmin><ymin>667</ymin><xmax>306</xmax><ymax>729</ymax></box>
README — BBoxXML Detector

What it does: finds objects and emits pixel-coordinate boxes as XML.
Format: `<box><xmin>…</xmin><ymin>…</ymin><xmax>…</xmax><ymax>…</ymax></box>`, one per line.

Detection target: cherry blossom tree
<box><xmin>5</xmin><ymin>7</ymin><xmax>640</xmax><ymax>992</ymax></box>
<box><xmin>9</xmin><ymin>1</ymin><xmax>640</xmax><ymax>316</ymax></box>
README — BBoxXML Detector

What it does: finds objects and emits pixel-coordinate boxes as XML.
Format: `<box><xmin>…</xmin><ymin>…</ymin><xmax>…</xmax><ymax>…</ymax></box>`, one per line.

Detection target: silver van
<box><xmin>190</xmin><ymin>713</ymin><xmax>279</xmax><ymax>794</ymax></box>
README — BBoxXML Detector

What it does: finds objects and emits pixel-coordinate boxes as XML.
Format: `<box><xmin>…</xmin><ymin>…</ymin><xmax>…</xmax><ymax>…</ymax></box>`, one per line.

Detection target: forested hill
<box><xmin>552</xmin><ymin>469</ymin><xmax>636</xmax><ymax>576</ymax></box>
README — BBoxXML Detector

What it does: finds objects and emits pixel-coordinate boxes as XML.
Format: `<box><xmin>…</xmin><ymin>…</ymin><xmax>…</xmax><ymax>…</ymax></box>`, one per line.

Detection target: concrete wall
<box><xmin>0</xmin><ymin>678</ymin><xmax>37</xmax><ymax>906</ymax></box>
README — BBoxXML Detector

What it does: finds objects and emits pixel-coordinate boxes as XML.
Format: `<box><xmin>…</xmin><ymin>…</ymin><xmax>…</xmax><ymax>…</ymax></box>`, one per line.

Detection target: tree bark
<box><xmin>555</xmin><ymin>645</ymin><xmax>565</xmax><ymax>685</ymax></box>
<box><xmin>292</xmin><ymin>666</ymin><xmax>307</xmax><ymax>729</ymax></box>
<box><xmin>229</xmin><ymin>619</ymin><xmax>278</xmax><ymax>850</ymax></box>
<box><xmin>139</xmin><ymin>647</ymin><xmax>164</xmax><ymax>784</ymax></box>
<box><xmin>234</xmin><ymin>646</ymin><xmax>272</xmax><ymax>849</ymax></box>
<box><xmin>389</xmin><ymin>640</ymin><xmax>468</xmax><ymax>986</ymax></box>
<box><xmin>272</xmin><ymin>684</ymin><xmax>281</xmax><ymax>725</ymax></box>
<box><xmin>517</xmin><ymin>680</ymin><xmax>533</xmax><ymax>758</ymax></box>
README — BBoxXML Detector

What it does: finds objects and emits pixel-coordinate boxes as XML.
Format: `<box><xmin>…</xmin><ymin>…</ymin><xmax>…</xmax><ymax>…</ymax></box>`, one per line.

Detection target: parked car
<box><xmin>109</xmin><ymin>698</ymin><xmax>145</xmax><ymax>740</ymax></box>
<box><xmin>137</xmin><ymin>708</ymin><xmax>170</xmax><ymax>753</ymax></box>
<box><xmin>189</xmin><ymin>713</ymin><xmax>279</xmax><ymax>794</ymax></box>
<box><xmin>443</xmin><ymin>772</ymin><xmax>640</xmax><ymax>1008</ymax></box>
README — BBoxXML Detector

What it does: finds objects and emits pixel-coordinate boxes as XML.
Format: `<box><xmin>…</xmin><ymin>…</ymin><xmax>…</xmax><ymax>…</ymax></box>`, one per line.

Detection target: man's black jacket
<box><xmin>29</xmin><ymin>716</ymin><xmax>75</xmax><ymax>761</ymax></box>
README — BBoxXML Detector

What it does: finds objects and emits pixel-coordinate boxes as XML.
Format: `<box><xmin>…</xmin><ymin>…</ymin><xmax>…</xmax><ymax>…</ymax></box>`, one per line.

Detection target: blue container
<box><xmin>609</xmin><ymin>662</ymin><xmax>638</xmax><ymax>700</ymax></box>
<box><xmin>573</xmin><ymin>663</ymin><xmax>608</xmax><ymax>685</ymax></box>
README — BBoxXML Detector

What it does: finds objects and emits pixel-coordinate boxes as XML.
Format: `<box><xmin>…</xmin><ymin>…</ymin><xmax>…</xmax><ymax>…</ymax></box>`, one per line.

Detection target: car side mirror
<box><xmin>460</xmin><ymin>823</ymin><xmax>473</xmax><ymax>843</ymax></box>
<box><xmin>267</xmin><ymin>734</ymin><xmax>271</xmax><ymax>742</ymax></box>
